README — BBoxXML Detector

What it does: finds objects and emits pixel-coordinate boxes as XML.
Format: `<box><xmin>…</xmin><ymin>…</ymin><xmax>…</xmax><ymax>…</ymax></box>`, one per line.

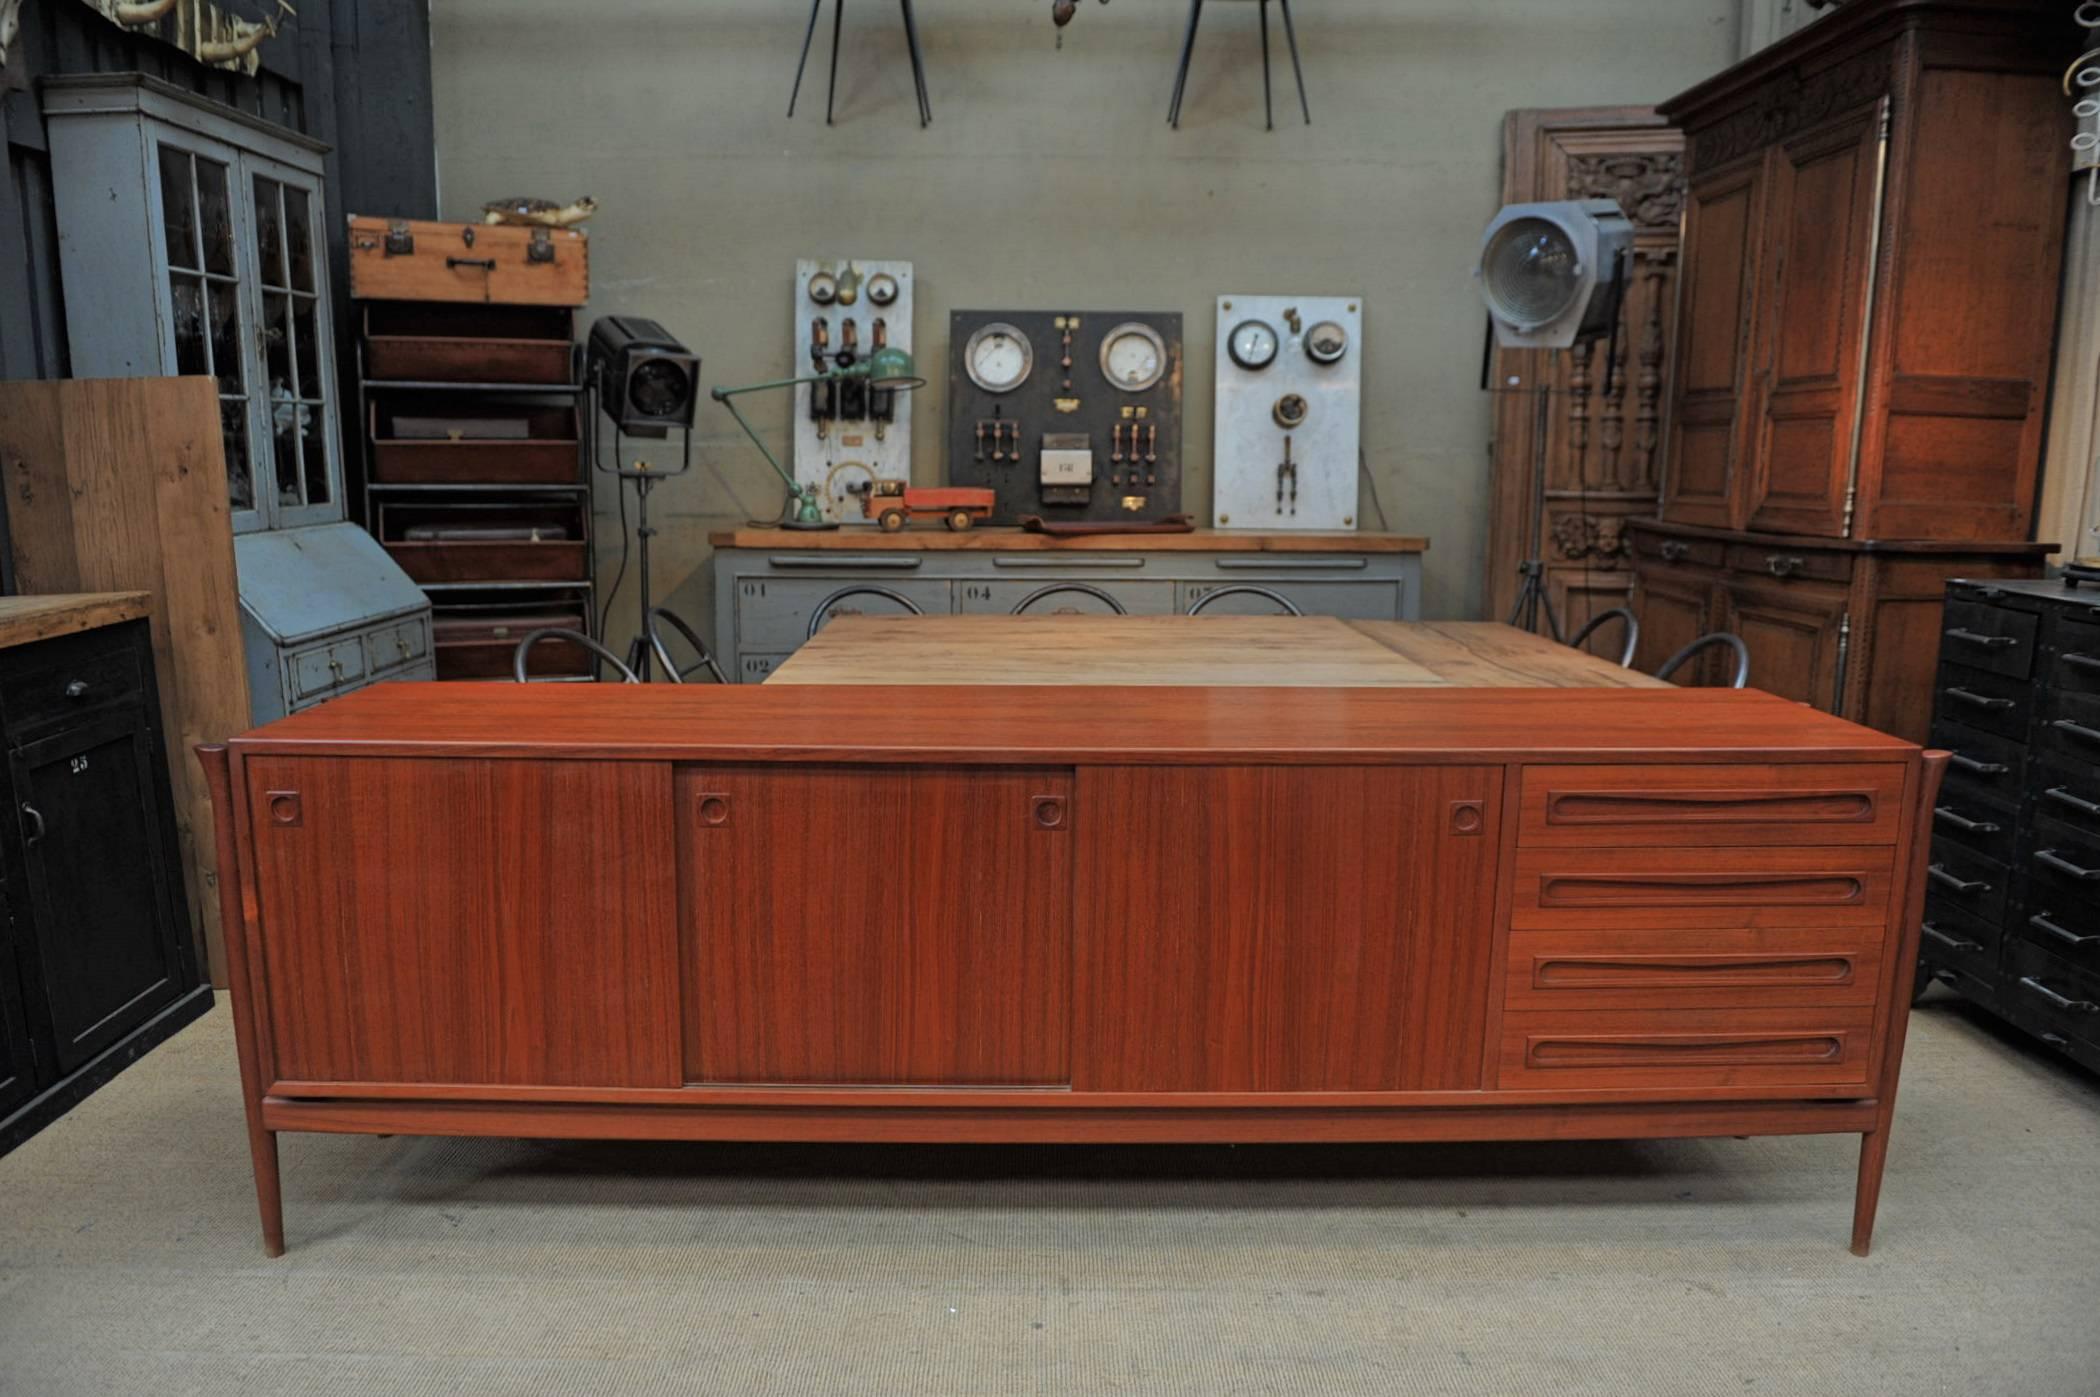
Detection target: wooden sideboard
<box><xmin>203</xmin><ymin>683</ymin><xmax>1942</xmax><ymax>1257</ymax></box>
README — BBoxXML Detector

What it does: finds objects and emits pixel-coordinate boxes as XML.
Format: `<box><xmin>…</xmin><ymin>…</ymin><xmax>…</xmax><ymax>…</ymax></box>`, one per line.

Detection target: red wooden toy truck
<box><xmin>864</xmin><ymin>480</ymin><xmax>996</xmax><ymax>532</ymax></box>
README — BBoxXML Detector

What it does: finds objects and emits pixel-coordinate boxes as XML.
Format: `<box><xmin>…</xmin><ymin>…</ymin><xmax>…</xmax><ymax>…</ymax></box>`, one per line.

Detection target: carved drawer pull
<box><xmin>1926</xmin><ymin>863</ymin><xmax>1989</xmax><ymax>895</ymax></box>
<box><xmin>2017</xmin><ymin>977</ymin><xmax>2099</xmax><ymax>1015</ymax></box>
<box><xmin>1539</xmin><ymin>870</ymin><xmax>1866</xmax><ymax>907</ymax></box>
<box><xmin>1920</xmin><ymin>923</ymin><xmax>1981</xmax><ymax>953</ymax></box>
<box><xmin>2028</xmin><ymin>912</ymin><xmax>2100</xmax><ymax>948</ymax></box>
<box><xmin>1547</xmin><ymin>788</ymin><xmax>1875</xmax><ymax>825</ymax></box>
<box><xmin>1932</xmin><ymin>806</ymin><xmax>2000</xmax><ymax>835</ymax></box>
<box><xmin>1534</xmin><ymin>954</ymin><xmax>1852</xmax><ymax>988</ymax></box>
<box><xmin>1942</xmin><ymin>627</ymin><xmax>2016</xmax><ymax>650</ymax></box>
<box><xmin>1528</xmin><ymin>1032</ymin><xmax>1845</xmax><ymax>1068</ymax></box>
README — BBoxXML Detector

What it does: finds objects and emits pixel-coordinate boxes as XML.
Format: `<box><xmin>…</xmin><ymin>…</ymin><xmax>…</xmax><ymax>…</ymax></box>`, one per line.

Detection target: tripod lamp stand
<box><xmin>712</xmin><ymin>344</ymin><xmax>926</xmax><ymax>530</ymax></box>
<box><xmin>1474</xmin><ymin>197</ymin><xmax>1634</xmax><ymax>643</ymax></box>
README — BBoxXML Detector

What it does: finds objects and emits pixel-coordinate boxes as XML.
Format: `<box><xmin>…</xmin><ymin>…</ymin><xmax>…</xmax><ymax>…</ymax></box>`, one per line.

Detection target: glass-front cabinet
<box><xmin>44</xmin><ymin>75</ymin><xmax>432</xmax><ymax>721</ymax></box>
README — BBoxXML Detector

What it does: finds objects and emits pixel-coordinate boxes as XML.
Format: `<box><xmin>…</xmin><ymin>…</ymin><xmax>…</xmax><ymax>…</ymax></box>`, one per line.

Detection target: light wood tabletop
<box><xmin>766</xmin><ymin>615</ymin><xmax>1668</xmax><ymax>688</ymax></box>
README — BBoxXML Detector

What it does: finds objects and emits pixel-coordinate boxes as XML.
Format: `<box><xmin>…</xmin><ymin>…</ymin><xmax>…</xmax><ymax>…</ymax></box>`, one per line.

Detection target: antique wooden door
<box><xmin>1662</xmin><ymin>156</ymin><xmax>1766</xmax><ymax>532</ymax></box>
<box><xmin>1488</xmin><ymin>108</ymin><xmax>1687</xmax><ymax>647</ymax></box>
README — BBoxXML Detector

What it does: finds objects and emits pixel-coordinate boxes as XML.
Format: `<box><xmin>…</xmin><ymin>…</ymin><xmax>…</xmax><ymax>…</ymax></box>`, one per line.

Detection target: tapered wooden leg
<box><xmin>1850</xmin><ymin>1127</ymin><xmax>1889</xmax><ymax>1256</ymax></box>
<box><xmin>250</xmin><ymin>1125</ymin><xmax>286</xmax><ymax>1258</ymax></box>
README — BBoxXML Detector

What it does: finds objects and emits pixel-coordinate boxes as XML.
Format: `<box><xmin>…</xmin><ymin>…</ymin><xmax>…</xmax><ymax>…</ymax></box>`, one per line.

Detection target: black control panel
<box><xmin>945</xmin><ymin>309</ymin><xmax>1183</xmax><ymax>525</ymax></box>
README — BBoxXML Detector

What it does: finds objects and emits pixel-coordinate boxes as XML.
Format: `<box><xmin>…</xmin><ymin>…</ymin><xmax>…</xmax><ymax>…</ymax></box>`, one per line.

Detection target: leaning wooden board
<box><xmin>205</xmin><ymin>682</ymin><xmax>1941</xmax><ymax>1257</ymax></box>
<box><xmin>347</xmin><ymin>216</ymin><xmax>587</xmax><ymax>306</ymax></box>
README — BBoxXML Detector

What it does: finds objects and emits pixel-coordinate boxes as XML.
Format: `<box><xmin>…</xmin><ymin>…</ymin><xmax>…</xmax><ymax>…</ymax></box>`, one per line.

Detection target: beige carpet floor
<box><xmin>1</xmin><ymin>988</ymin><xmax>2096</xmax><ymax>1397</ymax></box>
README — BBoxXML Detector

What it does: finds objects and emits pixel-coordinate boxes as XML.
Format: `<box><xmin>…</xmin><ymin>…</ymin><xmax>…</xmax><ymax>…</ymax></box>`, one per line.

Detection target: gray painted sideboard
<box><xmin>703</xmin><ymin>529</ymin><xmax>1427</xmax><ymax>683</ymax></box>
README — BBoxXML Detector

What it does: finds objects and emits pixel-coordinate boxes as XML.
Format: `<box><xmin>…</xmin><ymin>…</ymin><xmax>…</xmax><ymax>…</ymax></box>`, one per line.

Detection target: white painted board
<box><xmin>1211</xmin><ymin>294</ymin><xmax>1362</xmax><ymax>531</ymax></box>
<box><xmin>792</xmin><ymin>258</ymin><xmax>914</xmax><ymax>525</ymax></box>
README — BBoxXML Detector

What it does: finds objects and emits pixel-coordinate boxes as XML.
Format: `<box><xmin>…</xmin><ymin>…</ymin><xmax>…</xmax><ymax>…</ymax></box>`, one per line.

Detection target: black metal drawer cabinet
<box><xmin>1918</xmin><ymin>577</ymin><xmax>2100</xmax><ymax>1073</ymax></box>
<box><xmin>0</xmin><ymin>612</ymin><xmax>209</xmax><ymax>1155</ymax></box>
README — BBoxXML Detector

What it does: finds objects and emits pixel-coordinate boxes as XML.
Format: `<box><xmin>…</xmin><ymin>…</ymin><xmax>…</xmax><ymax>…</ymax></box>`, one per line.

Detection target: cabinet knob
<box><xmin>1765</xmin><ymin>554</ymin><xmax>1806</xmax><ymax>578</ymax></box>
<box><xmin>63</xmin><ymin>679</ymin><xmax>89</xmax><ymax>700</ymax></box>
<box><xmin>1659</xmin><ymin>540</ymin><xmax>1689</xmax><ymax>562</ymax></box>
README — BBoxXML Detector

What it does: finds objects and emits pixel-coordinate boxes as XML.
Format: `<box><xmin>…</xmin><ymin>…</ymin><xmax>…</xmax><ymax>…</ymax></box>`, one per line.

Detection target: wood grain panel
<box><xmin>682</xmin><ymin>766</ymin><xmax>1072</xmax><ymax>1085</ymax></box>
<box><xmin>1504</xmin><ymin>926</ymin><xmax>1884</xmax><ymax>1011</ymax></box>
<box><xmin>1510</xmin><ymin>845</ymin><xmax>1895</xmax><ymax>929</ymax></box>
<box><xmin>244</xmin><ymin>755</ymin><xmax>678</xmax><ymax>1088</ymax></box>
<box><xmin>1664</xmin><ymin>161</ymin><xmax>1764</xmax><ymax>529</ymax></box>
<box><xmin>1074</xmin><ymin>765</ymin><xmax>1502</xmax><ymax>1092</ymax></box>
<box><xmin>1518</xmin><ymin>763</ymin><xmax>1905</xmax><ymax>846</ymax></box>
<box><xmin>1498</xmin><ymin>1006</ymin><xmax>1875</xmax><ymax>1091</ymax></box>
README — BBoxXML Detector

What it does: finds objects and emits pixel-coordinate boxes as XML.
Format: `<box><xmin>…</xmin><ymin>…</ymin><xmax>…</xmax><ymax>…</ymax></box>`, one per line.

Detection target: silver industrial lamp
<box><xmin>1475</xmin><ymin>198</ymin><xmax>1634</xmax><ymax>639</ymax></box>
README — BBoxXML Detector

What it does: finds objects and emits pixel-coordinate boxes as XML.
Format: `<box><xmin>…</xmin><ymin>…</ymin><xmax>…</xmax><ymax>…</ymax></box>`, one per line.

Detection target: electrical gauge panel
<box><xmin>946</xmin><ymin>309</ymin><xmax>1183</xmax><ymax>525</ymax></box>
<box><xmin>793</xmin><ymin>258</ymin><xmax>913</xmax><ymax>525</ymax></box>
<box><xmin>1212</xmin><ymin>294</ymin><xmax>1363</xmax><ymax>531</ymax></box>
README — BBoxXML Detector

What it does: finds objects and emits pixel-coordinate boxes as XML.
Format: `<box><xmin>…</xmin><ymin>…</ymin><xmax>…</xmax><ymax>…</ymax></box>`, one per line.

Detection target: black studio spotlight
<box><xmin>586</xmin><ymin>316</ymin><xmax>700</xmax><ymax>438</ymax></box>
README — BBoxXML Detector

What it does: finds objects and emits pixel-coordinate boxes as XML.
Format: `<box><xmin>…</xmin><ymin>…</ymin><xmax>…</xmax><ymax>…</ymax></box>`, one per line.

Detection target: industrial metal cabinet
<box><xmin>0</xmin><ymin>614</ymin><xmax>208</xmax><ymax>1156</ymax></box>
<box><xmin>42</xmin><ymin>74</ymin><xmax>431</xmax><ymax>723</ymax></box>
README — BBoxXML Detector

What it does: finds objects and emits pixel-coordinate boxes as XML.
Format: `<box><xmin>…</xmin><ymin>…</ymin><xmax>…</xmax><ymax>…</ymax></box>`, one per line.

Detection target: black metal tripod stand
<box><xmin>1168</xmin><ymin>0</ymin><xmax>1310</xmax><ymax>130</ymax></box>
<box><xmin>789</xmin><ymin>0</ymin><xmax>932</xmax><ymax>128</ymax></box>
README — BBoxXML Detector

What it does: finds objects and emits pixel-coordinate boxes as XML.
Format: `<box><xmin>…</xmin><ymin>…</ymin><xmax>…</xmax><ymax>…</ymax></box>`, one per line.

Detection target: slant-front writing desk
<box><xmin>204</xmin><ymin>683</ymin><xmax>1941</xmax><ymax>1256</ymax></box>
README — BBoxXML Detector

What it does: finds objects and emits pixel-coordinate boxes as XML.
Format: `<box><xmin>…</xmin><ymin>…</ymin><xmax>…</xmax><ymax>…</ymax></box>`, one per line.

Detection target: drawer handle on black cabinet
<box><xmin>1943</xmin><ymin>627</ymin><xmax>2017</xmax><ymax>650</ymax></box>
<box><xmin>1945</xmin><ymin>687</ymin><xmax>2014</xmax><ymax>711</ymax></box>
<box><xmin>63</xmin><ymin>679</ymin><xmax>88</xmax><ymax>700</ymax></box>
<box><xmin>2039</xmin><ymin>1032</ymin><xmax>2072</xmax><ymax>1050</ymax></box>
<box><xmin>1926</xmin><ymin>863</ymin><xmax>1989</xmax><ymax>894</ymax></box>
<box><xmin>2029</xmin><ymin>912</ymin><xmax>2100</xmax><ymax>947</ymax></box>
<box><xmin>20</xmin><ymin>803</ymin><xmax>44</xmax><ymax>847</ymax></box>
<box><xmin>1947</xmin><ymin>751</ymin><xmax>2009</xmax><ymax>776</ymax></box>
<box><xmin>2052</xmin><ymin>718</ymin><xmax>2100</xmax><ymax>745</ymax></box>
<box><xmin>2017</xmin><ymin>976</ymin><xmax>2099</xmax><ymax>1014</ymax></box>
<box><xmin>2062</xmin><ymin>652</ymin><xmax>2100</xmax><ymax>674</ymax></box>
<box><xmin>1933</xmin><ymin>806</ymin><xmax>2001</xmax><ymax>834</ymax></box>
<box><xmin>2044</xmin><ymin>786</ymin><xmax>2100</xmax><ymax>818</ymax></box>
<box><xmin>1920</xmin><ymin>922</ymin><xmax>1980</xmax><ymax>952</ymax></box>
<box><xmin>2036</xmin><ymin>849</ymin><xmax>2100</xmax><ymax>882</ymax></box>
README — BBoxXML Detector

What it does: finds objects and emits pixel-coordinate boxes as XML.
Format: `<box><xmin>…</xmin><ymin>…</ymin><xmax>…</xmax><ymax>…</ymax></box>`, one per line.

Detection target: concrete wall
<box><xmin>430</xmin><ymin>0</ymin><xmax>1737</xmax><ymax>642</ymax></box>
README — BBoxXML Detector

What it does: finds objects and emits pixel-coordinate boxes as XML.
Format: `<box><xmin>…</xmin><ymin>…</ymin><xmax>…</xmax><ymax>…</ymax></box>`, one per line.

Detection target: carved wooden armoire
<box><xmin>1487</xmin><ymin>108</ymin><xmax>1685</xmax><ymax>643</ymax></box>
<box><xmin>1631</xmin><ymin>0</ymin><xmax>2067</xmax><ymax>741</ymax></box>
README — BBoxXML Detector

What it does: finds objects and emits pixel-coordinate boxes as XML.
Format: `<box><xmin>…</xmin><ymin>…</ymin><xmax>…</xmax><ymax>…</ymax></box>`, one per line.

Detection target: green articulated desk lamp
<box><xmin>712</xmin><ymin>344</ymin><xmax>925</xmax><ymax>529</ymax></box>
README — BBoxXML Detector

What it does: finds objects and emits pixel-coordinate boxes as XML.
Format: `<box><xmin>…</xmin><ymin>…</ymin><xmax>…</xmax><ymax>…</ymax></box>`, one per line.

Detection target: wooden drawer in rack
<box><xmin>1503</xmin><ymin>926</ymin><xmax>1884</xmax><ymax>1012</ymax></box>
<box><xmin>369</xmin><ymin>399</ymin><xmax>580</xmax><ymax>484</ymax></box>
<box><xmin>1517</xmin><ymin>764</ymin><xmax>1905</xmax><ymax>847</ymax></box>
<box><xmin>1509</xmin><ymin>846</ymin><xmax>1895</xmax><ymax>929</ymax></box>
<box><xmin>1497</xmin><ymin>1006</ymin><xmax>1876</xmax><ymax>1091</ymax></box>
<box><xmin>361</xmin><ymin>302</ymin><xmax>574</xmax><ymax>384</ymax></box>
<box><xmin>377</xmin><ymin>501</ymin><xmax>588</xmax><ymax>584</ymax></box>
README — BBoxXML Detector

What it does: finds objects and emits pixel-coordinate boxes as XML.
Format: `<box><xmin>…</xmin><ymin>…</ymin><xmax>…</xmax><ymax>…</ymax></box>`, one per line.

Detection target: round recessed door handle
<box><xmin>1032</xmin><ymin>796</ymin><xmax>1066</xmax><ymax>830</ymax></box>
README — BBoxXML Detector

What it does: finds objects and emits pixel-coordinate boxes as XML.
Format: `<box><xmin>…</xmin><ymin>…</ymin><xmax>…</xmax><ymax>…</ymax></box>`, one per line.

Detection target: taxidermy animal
<box><xmin>481</xmin><ymin>196</ymin><xmax>598</xmax><ymax>228</ymax></box>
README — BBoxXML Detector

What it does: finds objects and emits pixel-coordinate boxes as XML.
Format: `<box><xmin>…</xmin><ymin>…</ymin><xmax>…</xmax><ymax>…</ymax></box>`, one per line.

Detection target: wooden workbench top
<box><xmin>234</xmin><ymin>682</ymin><xmax>1913</xmax><ymax>764</ymax></box>
<box><xmin>708</xmin><ymin>527</ymin><xmax>1428</xmax><ymax>553</ymax></box>
<box><xmin>0</xmin><ymin>592</ymin><xmax>149</xmax><ymax>650</ymax></box>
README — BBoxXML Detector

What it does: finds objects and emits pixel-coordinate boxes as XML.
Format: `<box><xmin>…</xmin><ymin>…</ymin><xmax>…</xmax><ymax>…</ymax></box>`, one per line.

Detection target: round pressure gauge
<box><xmin>1304</xmin><ymin>320</ymin><xmax>1350</xmax><ymax>365</ymax></box>
<box><xmin>1227</xmin><ymin>319</ymin><xmax>1280</xmax><ymax>371</ymax></box>
<box><xmin>964</xmin><ymin>323</ymin><xmax>1033</xmax><ymax>394</ymax></box>
<box><xmin>1100</xmin><ymin>321</ymin><xmax>1168</xmax><ymax>392</ymax></box>
<box><xmin>807</xmin><ymin>271</ymin><xmax>838</xmax><ymax>305</ymax></box>
<box><xmin>866</xmin><ymin>272</ymin><xmax>900</xmax><ymax>307</ymax></box>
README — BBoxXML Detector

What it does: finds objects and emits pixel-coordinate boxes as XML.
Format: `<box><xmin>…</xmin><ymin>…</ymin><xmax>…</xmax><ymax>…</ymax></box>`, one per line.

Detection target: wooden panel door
<box><xmin>245</xmin><ymin>756</ymin><xmax>679</xmax><ymax>1088</ymax></box>
<box><xmin>1663</xmin><ymin>159</ymin><xmax>1766</xmax><ymax>529</ymax></box>
<box><xmin>1631</xmin><ymin>562</ymin><xmax>1714</xmax><ymax>681</ymax></box>
<box><xmin>1721</xmin><ymin>578</ymin><xmax>1848</xmax><ymax>712</ymax></box>
<box><xmin>1487</xmin><ymin>108</ymin><xmax>1685</xmax><ymax>637</ymax></box>
<box><xmin>12</xmin><ymin>713</ymin><xmax>190</xmax><ymax>1074</ymax></box>
<box><xmin>1074</xmin><ymin>765</ymin><xmax>1502</xmax><ymax>1092</ymax></box>
<box><xmin>1745</xmin><ymin>107</ymin><xmax>1882</xmax><ymax>537</ymax></box>
<box><xmin>683</xmin><ymin>766</ymin><xmax>1072</xmax><ymax>1086</ymax></box>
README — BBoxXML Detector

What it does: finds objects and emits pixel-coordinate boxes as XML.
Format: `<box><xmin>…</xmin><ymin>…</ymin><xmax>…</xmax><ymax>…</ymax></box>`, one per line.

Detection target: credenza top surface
<box><xmin>227</xmin><ymin>683</ymin><xmax>1918</xmax><ymax>764</ymax></box>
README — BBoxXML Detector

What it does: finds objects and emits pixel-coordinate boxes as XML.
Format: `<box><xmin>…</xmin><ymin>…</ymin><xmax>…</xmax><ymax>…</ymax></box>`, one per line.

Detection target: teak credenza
<box><xmin>200</xmin><ymin>684</ymin><xmax>1944</xmax><ymax>1257</ymax></box>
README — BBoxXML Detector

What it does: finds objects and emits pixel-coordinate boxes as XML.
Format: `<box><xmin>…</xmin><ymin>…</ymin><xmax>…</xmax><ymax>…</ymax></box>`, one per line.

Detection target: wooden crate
<box><xmin>362</xmin><ymin>303</ymin><xmax>575</xmax><ymax>384</ymax></box>
<box><xmin>348</xmin><ymin>216</ymin><xmax>587</xmax><ymax>306</ymax></box>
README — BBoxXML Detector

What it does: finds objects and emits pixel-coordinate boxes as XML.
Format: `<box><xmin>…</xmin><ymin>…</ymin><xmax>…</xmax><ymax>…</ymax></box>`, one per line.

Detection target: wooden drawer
<box><xmin>378</xmin><ymin>501</ymin><xmax>588</xmax><ymax>584</ymax></box>
<box><xmin>1933</xmin><ymin>662</ymin><xmax>2032</xmax><ymax>740</ymax></box>
<box><xmin>1632</xmin><ymin>530</ymin><xmax>1726</xmax><ymax>569</ymax></box>
<box><xmin>1517</xmin><ymin>763</ymin><xmax>1905</xmax><ymax>847</ymax></box>
<box><xmin>1509</xmin><ymin>846</ymin><xmax>1896</xmax><ymax>929</ymax></box>
<box><xmin>361</xmin><ymin>303</ymin><xmax>574</xmax><ymax>384</ymax></box>
<box><xmin>369</xmin><ymin>399</ymin><xmax>580</xmax><ymax>484</ymax></box>
<box><xmin>1921</xmin><ymin>840</ymin><xmax>2007</xmax><ymax>926</ymax></box>
<box><xmin>287</xmin><ymin>637</ymin><xmax>366</xmax><ymax>705</ymax></box>
<box><xmin>1931</xmin><ymin>719</ymin><xmax>2028</xmax><ymax>805</ymax></box>
<box><xmin>1938</xmin><ymin>597</ymin><xmax>2038</xmax><ymax>679</ymax></box>
<box><xmin>1723</xmin><ymin>544</ymin><xmax>1854</xmax><ymax>584</ymax></box>
<box><xmin>1504</xmin><ymin>926</ymin><xmax>1884</xmax><ymax>1012</ymax></box>
<box><xmin>1497</xmin><ymin>1006</ymin><xmax>1876</xmax><ymax>1091</ymax></box>
<box><xmin>363</xmin><ymin>617</ymin><xmax>430</xmax><ymax>676</ymax></box>
<box><xmin>0</xmin><ymin>626</ymin><xmax>146</xmax><ymax>734</ymax></box>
